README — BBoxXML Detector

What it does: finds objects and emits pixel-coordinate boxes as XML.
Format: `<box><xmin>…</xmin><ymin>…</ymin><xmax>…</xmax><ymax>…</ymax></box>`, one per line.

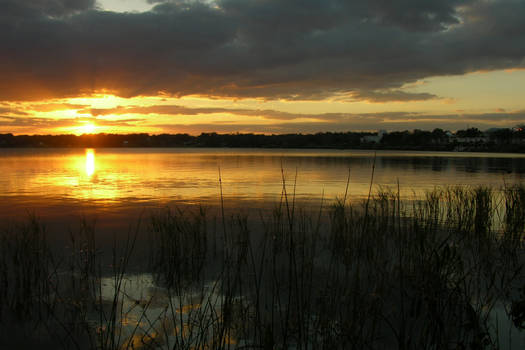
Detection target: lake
<box><xmin>1</xmin><ymin>148</ymin><xmax>525</xmax><ymax>226</ymax></box>
<box><xmin>2</xmin><ymin>148</ymin><xmax>525</xmax><ymax>349</ymax></box>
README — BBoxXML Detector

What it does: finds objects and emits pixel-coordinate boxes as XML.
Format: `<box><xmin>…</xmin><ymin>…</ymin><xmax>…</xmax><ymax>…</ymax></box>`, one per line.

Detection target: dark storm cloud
<box><xmin>0</xmin><ymin>0</ymin><xmax>524</xmax><ymax>101</ymax></box>
<box><xmin>2</xmin><ymin>0</ymin><xmax>95</xmax><ymax>17</ymax></box>
<box><xmin>368</xmin><ymin>0</ymin><xmax>469</xmax><ymax>32</ymax></box>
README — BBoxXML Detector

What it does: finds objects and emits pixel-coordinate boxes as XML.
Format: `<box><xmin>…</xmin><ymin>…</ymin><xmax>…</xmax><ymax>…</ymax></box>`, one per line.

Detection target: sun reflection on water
<box><xmin>1</xmin><ymin>149</ymin><xmax>523</xmax><ymax>213</ymax></box>
<box><xmin>85</xmin><ymin>149</ymin><xmax>95</xmax><ymax>177</ymax></box>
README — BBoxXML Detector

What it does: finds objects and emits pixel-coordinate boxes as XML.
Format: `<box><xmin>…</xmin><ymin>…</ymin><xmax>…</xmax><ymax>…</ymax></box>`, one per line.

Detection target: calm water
<box><xmin>2</xmin><ymin>148</ymin><xmax>524</xmax><ymax>348</ymax></box>
<box><xmin>1</xmin><ymin>148</ymin><xmax>525</xmax><ymax>224</ymax></box>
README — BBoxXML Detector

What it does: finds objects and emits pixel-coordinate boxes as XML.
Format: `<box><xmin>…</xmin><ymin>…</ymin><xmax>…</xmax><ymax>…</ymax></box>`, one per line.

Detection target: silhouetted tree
<box><xmin>456</xmin><ymin>128</ymin><xmax>483</xmax><ymax>138</ymax></box>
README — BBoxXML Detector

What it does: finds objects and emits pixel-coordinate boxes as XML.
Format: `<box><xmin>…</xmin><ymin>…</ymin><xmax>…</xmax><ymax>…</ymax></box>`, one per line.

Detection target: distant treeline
<box><xmin>0</xmin><ymin>132</ymin><xmax>364</xmax><ymax>149</ymax></box>
<box><xmin>1</xmin><ymin>127</ymin><xmax>525</xmax><ymax>152</ymax></box>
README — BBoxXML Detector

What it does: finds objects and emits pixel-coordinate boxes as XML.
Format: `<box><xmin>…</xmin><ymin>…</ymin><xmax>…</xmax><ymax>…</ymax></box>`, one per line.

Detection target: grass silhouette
<box><xmin>0</xmin><ymin>183</ymin><xmax>524</xmax><ymax>349</ymax></box>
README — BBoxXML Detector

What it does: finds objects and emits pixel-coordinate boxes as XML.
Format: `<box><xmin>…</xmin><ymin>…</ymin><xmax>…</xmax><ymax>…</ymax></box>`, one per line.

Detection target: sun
<box><xmin>79</xmin><ymin>122</ymin><xmax>97</xmax><ymax>134</ymax></box>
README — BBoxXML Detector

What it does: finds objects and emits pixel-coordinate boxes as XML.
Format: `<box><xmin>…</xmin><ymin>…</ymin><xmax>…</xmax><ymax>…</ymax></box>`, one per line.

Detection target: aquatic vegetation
<box><xmin>0</xmin><ymin>184</ymin><xmax>524</xmax><ymax>349</ymax></box>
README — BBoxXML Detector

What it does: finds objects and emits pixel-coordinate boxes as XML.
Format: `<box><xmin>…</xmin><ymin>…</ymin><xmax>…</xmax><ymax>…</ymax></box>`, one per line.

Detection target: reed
<box><xmin>0</xmin><ymin>215</ymin><xmax>59</xmax><ymax>348</ymax></box>
<box><xmin>1</xmin><ymin>184</ymin><xmax>524</xmax><ymax>349</ymax></box>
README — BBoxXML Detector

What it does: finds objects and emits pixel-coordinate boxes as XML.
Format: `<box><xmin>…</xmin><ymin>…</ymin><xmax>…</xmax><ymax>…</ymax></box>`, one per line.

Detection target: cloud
<box><xmin>0</xmin><ymin>0</ymin><xmax>524</xmax><ymax>101</ymax></box>
<box><xmin>27</xmin><ymin>103</ymin><xmax>87</xmax><ymax>112</ymax></box>
<box><xmin>2</xmin><ymin>0</ymin><xmax>95</xmax><ymax>17</ymax></box>
<box><xmin>0</xmin><ymin>102</ymin><xmax>87</xmax><ymax>119</ymax></box>
<box><xmin>87</xmin><ymin>105</ymin><xmax>320</xmax><ymax>120</ymax></box>
<box><xmin>85</xmin><ymin>103</ymin><xmax>525</xmax><ymax>127</ymax></box>
<box><xmin>351</xmin><ymin>90</ymin><xmax>439</xmax><ymax>103</ymax></box>
<box><xmin>2</xmin><ymin>107</ymin><xmax>524</xmax><ymax>134</ymax></box>
<box><xmin>0</xmin><ymin>115</ymin><xmax>141</xmax><ymax>129</ymax></box>
<box><xmin>0</xmin><ymin>116</ymin><xmax>73</xmax><ymax>128</ymax></box>
<box><xmin>86</xmin><ymin>104</ymin><xmax>418</xmax><ymax>122</ymax></box>
<box><xmin>150</xmin><ymin>109</ymin><xmax>525</xmax><ymax>134</ymax></box>
<box><xmin>0</xmin><ymin>107</ymin><xmax>29</xmax><ymax>115</ymax></box>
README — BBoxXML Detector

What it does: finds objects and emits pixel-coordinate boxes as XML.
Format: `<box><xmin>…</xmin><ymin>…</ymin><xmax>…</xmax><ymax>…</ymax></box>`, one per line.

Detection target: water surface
<box><xmin>1</xmin><ymin>148</ymin><xmax>524</xmax><ymax>224</ymax></box>
<box><xmin>2</xmin><ymin>148</ymin><xmax>525</xmax><ymax>349</ymax></box>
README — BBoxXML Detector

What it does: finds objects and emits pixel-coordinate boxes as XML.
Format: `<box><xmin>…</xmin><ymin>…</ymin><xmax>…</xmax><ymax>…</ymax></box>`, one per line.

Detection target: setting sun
<box><xmin>79</xmin><ymin>122</ymin><xmax>97</xmax><ymax>135</ymax></box>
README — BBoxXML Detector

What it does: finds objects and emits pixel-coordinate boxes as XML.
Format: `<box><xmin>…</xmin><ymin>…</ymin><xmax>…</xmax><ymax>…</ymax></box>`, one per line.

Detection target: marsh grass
<box><xmin>0</xmin><ymin>215</ymin><xmax>59</xmax><ymax>348</ymax></box>
<box><xmin>148</xmin><ymin>183</ymin><xmax>525</xmax><ymax>349</ymax></box>
<box><xmin>0</xmin><ymin>215</ymin><xmax>54</xmax><ymax>321</ymax></box>
<box><xmin>1</xmin><ymin>183</ymin><xmax>524</xmax><ymax>349</ymax></box>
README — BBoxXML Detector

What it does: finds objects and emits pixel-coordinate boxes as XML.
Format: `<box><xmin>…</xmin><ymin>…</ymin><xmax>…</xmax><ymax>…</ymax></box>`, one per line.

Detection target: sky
<box><xmin>0</xmin><ymin>0</ymin><xmax>524</xmax><ymax>135</ymax></box>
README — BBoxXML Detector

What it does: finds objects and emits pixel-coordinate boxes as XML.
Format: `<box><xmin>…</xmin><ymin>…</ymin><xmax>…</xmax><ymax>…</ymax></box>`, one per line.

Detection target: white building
<box><xmin>361</xmin><ymin>130</ymin><xmax>386</xmax><ymax>143</ymax></box>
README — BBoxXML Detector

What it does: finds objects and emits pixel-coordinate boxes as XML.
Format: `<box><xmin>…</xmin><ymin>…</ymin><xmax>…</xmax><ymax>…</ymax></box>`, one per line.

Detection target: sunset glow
<box><xmin>79</xmin><ymin>123</ymin><xmax>97</xmax><ymax>135</ymax></box>
<box><xmin>0</xmin><ymin>1</ymin><xmax>524</xmax><ymax>135</ymax></box>
<box><xmin>2</xmin><ymin>2</ymin><xmax>525</xmax><ymax>347</ymax></box>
